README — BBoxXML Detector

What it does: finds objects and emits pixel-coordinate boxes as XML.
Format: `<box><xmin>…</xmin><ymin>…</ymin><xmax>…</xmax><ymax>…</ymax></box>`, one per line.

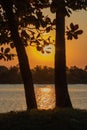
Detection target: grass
<box><xmin>0</xmin><ymin>108</ymin><xmax>87</xmax><ymax>130</ymax></box>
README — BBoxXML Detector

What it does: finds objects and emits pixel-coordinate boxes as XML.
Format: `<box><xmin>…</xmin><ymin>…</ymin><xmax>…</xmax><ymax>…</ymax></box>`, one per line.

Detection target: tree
<box><xmin>0</xmin><ymin>0</ymin><xmax>37</xmax><ymax>110</ymax></box>
<box><xmin>50</xmin><ymin>0</ymin><xmax>87</xmax><ymax>107</ymax></box>
<box><xmin>0</xmin><ymin>0</ymin><xmax>52</xmax><ymax>110</ymax></box>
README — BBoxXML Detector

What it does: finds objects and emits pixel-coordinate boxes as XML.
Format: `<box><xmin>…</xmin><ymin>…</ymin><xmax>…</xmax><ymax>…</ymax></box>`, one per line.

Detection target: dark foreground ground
<box><xmin>0</xmin><ymin>108</ymin><xmax>87</xmax><ymax>130</ymax></box>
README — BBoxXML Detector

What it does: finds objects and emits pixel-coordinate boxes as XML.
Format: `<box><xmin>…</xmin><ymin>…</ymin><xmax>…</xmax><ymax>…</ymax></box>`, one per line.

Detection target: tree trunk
<box><xmin>55</xmin><ymin>0</ymin><xmax>72</xmax><ymax>107</ymax></box>
<box><xmin>2</xmin><ymin>1</ymin><xmax>37</xmax><ymax>110</ymax></box>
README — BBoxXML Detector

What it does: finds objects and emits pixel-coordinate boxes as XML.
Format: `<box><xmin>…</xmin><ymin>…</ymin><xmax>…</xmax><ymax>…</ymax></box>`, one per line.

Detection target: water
<box><xmin>0</xmin><ymin>84</ymin><xmax>87</xmax><ymax>113</ymax></box>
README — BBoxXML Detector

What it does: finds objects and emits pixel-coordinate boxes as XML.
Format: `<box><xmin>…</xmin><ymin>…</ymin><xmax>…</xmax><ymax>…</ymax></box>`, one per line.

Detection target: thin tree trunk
<box><xmin>2</xmin><ymin>1</ymin><xmax>37</xmax><ymax>110</ymax></box>
<box><xmin>55</xmin><ymin>0</ymin><xmax>72</xmax><ymax>107</ymax></box>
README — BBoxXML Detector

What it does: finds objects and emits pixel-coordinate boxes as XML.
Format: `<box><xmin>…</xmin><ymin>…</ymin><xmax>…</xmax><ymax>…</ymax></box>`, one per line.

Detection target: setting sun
<box><xmin>26</xmin><ymin>43</ymin><xmax>55</xmax><ymax>68</ymax></box>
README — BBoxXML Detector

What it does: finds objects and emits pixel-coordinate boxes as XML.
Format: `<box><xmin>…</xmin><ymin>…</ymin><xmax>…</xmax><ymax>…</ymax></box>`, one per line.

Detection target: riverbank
<box><xmin>0</xmin><ymin>108</ymin><xmax>87</xmax><ymax>130</ymax></box>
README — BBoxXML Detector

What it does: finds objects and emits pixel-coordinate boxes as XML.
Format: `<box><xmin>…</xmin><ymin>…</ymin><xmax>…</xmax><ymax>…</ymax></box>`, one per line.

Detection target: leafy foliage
<box><xmin>0</xmin><ymin>0</ymin><xmax>87</xmax><ymax>61</ymax></box>
<box><xmin>0</xmin><ymin>47</ymin><xmax>16</xmax><ymax>61</ymax></box>
<box><xmin>0</xmin><ymin>0</ymin><xmax>55</xmax><ymax>60</ymax></box>
<box><xmin>66</xmin><ymin>23</ymin><xmax>83</xmax><ymax>40</ymax></box>
<box><xmin>30</xmin><ymin>33</ymin><xmax>54</xmax><ymax>53</ymax></box>
<box><xmin>50</xmin><ymin>0</ymin><xmax>87</xmax><ymax>17</ymax></box>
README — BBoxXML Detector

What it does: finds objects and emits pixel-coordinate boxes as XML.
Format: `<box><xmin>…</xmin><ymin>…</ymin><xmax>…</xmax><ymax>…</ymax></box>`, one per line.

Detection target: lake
<box><xmin>0</xmin><ymin>84</ymin><xmax>87</xmax><ymax>113</ymax></box>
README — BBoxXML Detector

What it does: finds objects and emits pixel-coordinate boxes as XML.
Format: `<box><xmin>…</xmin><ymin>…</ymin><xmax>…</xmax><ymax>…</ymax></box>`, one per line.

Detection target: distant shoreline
<box><xmin>0</xmin><ymin>65</ymin><xmax>87</xmax><ymax>84</ymax></box>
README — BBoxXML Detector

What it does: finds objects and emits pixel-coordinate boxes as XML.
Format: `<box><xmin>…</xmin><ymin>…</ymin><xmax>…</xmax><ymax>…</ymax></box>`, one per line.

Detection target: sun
<box><xmin>26</xmin><ymin>44</ymin><xmax>55</xmax><ymax>68</ymax></box>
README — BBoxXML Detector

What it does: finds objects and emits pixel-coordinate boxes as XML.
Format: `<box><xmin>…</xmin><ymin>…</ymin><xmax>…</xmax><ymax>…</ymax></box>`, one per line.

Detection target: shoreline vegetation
<box><xmin>0</xmin><ymin>108</ymin><xmax>87</xmax><ymax>130</ymax></box>
<box><xmin>0</xmin><ymin>65</ymin><xmax>87</xmax><ymax>84</ymax></box>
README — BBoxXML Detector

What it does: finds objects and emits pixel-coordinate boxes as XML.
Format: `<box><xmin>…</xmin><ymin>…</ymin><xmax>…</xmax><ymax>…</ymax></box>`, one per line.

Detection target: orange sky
<box><xmin>0</xmin><ymin>9</ymin><xmax>87</xmax><ymax>69</ymax></box>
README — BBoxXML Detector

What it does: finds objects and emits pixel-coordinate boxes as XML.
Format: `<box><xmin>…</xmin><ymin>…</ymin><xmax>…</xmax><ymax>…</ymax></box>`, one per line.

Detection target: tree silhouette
<box><xmin>0</xmin><ymin>0</ymin><xmax>53</xmax><ymax>110</ymax></box>
<box><xmin>0</xmin><ymin>0</ymin><xmax>38</xmax><ymax>110</ymax></box>
<box><xmin>50</xmin><ymin>0</ymin><xmax>87</xmax><ymax>108</ymax></box>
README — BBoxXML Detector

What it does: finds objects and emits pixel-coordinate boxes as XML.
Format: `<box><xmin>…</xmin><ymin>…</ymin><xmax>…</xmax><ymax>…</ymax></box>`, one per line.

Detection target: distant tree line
<box><xmin>0</xmin><ymin>65</ymin><xmax>87</xmax><ymax>84</ymax></box>
<box><xmin>0</xmin><ymin>65</ymin><xmax>22</xmax><ymax>84</ymax></box>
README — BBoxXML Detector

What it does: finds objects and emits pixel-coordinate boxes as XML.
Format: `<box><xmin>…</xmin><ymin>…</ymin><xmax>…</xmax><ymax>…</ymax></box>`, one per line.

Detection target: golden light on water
<box><xmin>35</xmin><ymin>86</ymin><xmax>55</xmax><ymax>110</ymax></box>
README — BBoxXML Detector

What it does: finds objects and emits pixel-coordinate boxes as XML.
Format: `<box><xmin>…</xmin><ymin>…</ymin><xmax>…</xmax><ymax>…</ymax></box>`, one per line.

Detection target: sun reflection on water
<box><xmin>35</xmin><ymin>85</ymin><xmax>55</xmax><ymax>110</ymax></box>
<box><xmin>42</xmin><ymin>87</ymin><xmax>51</xmax><ymax>93</ymax></box>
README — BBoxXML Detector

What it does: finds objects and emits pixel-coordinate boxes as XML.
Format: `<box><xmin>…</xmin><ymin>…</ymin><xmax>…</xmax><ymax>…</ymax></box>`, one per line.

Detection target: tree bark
<box><xmin>2</xmin><ymin>1</ymin><xmax>37</xmax><ymax>110</ymax></box>
<box><xmin>55</xmin><ymin>0</ymin><xmax>72</xmax><ymax>107</ymax></box>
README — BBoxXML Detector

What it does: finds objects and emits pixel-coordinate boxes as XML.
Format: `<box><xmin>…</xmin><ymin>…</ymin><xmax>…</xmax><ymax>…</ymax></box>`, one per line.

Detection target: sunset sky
<box><xmin>0</xmin><ymin>9</ymin><xmax>87</xmax><ymax>69</ymax></box>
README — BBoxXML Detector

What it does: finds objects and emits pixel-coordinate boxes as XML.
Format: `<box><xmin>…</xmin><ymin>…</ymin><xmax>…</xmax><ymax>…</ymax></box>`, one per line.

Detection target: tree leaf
<box><xmin>70</xmin><ymin>23</ymin><xmax>74</xmax><ymax>30</ymax></box>
<box><xmin>21</xmin><ymin>30</ymin><xmax>30</xmax><ymax>39</ymax></box>
<box><xmin>36</xmin><ymin>33</ymin><xmax>40</xmax><ymax>38</ymax></box>
<box><xmin>0</xmin><ymin>54</ymin><xmax>3</xmax><ymax>60</ymax></box>
<box><xmin>35</xmin><ymin>40</ymin><xmax>40</xmax><ymax>45</ymax></box>
<box><xmin>46</xmin><ymin>26</ymin><xmax>51</xmax><ymax>33</ymax></box>
<box><xmin>75</xmin><ymin>30</ymin><xmax>83</xmax><ymax>35</ymax></box>
<box><xmin>74</xmin><ymin>24</ymin><xmax>79</xmax><ymax>31</ymax></box>
<box><xmin>1</xmin><ymin>47</ymin><xmax>4</xmax><ymax>53</ymax></box>
<box><xmin>40</xmin><ymin>20</ymin><xmax>46</xmax><ymax>28</ymax></box>
<box><xmin>50</xmin><ymin>1</ymin><xmax>57</xmax><ymax>13</ymax></box>
<box><xmin>67</xmin><ymin>34</ymin><xmax>73</xmax><ymax>40</ymax></box>
<box><xmin>44</xmin><ymin>40</ymin><xmax>49</xmax><ymax>45</ymax></box>
<box><xmin>52</xmin><ymin>19</ymin><xmax>56</xmax><ymax>25</ymax></box>
<box><xmin>31</xmin><ymin>36</ymin><xmax>34</xmax><ymax>40</ymax></box>
<box><xmin>73</xmin><ymin>34</ymin><xmax>78</xmax><ymax>39</ymax></box>
<box><xmin>4</xmin><ymin>48</ymin><xmax>10</xmax><ymax>54</ymax></box>
<box><xmin>36</xmin><ymin>46</ymin><xmax>42</xmax><ymax>51</ymax></box>
<box><xmin>5</xmin><ymin>54</ymin><xmax>11</xmax><ymax>61</ymax></box>
<box><xmin>68</xmin><ymin>8</ymin><xmax>72</xmax><ymax>14</ymax></box>
<box><xmin>46</xmin><ymin>17</ymin><xmax>51</xmax><ymax>23</ymax></box>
